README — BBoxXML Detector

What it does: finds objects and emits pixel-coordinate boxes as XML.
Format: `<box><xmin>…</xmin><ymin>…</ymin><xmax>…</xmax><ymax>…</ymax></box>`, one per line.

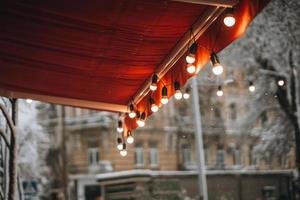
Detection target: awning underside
<box><xmin>0</xmin><ymin>0</ymin><xmax>269</xmax><ymax>119</ymax></box>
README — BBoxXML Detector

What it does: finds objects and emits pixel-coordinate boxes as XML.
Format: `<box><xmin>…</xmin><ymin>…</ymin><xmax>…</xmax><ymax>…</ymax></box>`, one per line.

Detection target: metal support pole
<box><xmin>191</xmin><ymin>77</ymin><xmax>208</xmax><ymax>200</ymax></box>
<box><xmin>8</xmin><ymin>99</ymin><xmax>18</xmax><ymax>200</ymax></box>
<box><xmin>61</xmin><ymin>106</ymin><xmax>69</xmax><ymax>200</ymax></box>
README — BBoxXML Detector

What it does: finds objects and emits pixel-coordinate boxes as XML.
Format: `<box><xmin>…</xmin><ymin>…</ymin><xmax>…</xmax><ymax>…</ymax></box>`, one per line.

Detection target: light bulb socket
<box><xmin>185</xmin><ymin>87</ymin><xmax>190</xmax><ymax>93</ymax></box>
<box><xmin>174</xmin><ymin>81</ymin><xmax>180</xmax><ymax>91</ymax></box>
<box><xmin>211</xmin><ymin>52</ymin><xmax>220</xmax><ymax>66</ymax></box>
<box><xmin>148</xmin><ymin>98</ymin><xmax>155</xmax><ymax>104</ymax></box>
<box><xmin>218</xmin><ymin>85</ymin><xmax>222</xmax><ymax>91</ymax></box>
<box><xmin>151</xmin><ymin>74</ymin><xmax>158</xmax><ymax>84</ymax></box>
<box><xmin>122</xmin><ymin>143</ymin><xmax>126</xmax><ymax>150</ymax></box>
<box><xmin>117</xmin><ymin>137</ymin><xmax>122</xmax><ymax>144</ymax></box>
<box><xmin>136</xmin><ymin>112</ymin><xmax>141</xmax><ymax>119</ymax></box>
<box><xmin>129</xmin><ymin>104</ymin><xmax>134</xmax><ymax>112</ymax></box>
<box><xmin>225</xmin><ymin>7</ymin><xmax>234</xmax><ymax>15</ymax></box>
<box><xmin>249</xmin><ymin>81</ymin><xmax>253</xmax><ymax>86</ymax></box>
<box><xmin>127</xmin><ymin>130</ymin><xmax>132</xmax><ymax>137</ymax></box>
<box><xmin>189</xmin><ymin>42</ymin><xmax>198</xmax><ymax>54</ymax></box>
<box><xmin>162</xmin><ymin>86</ymin><xmax>168</xmax><ymax>97</ymax></box>
<box><xmin>140</xmin><ymin>112</ymin><xmax>146</xmax><ymax>120</ymax></box>
<box><xmin>118</xmin><ymin>120</ymin><xmax>122</xmax><ymax>128</ymax></box>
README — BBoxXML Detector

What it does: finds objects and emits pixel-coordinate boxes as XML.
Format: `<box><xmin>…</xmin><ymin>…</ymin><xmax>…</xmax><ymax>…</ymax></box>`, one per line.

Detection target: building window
<box><xmin>88</xmin><ymin>141</ymin><xmax>99</xmax><ymax>166</ymax></box>
<box><xmin>182</xmin><ymin>144</ymin><xmax>192</xmax><ymax>167</ymax></box>
<box><xmin>233</xmin><ymin>148</ymin><xmax>241</xmax><ymax>166</ymax></box>
<box><xmin>149</xmin><ymin>142</ymin><xmax>159</xmax><ymax>168</ymax></box>
<box><xmin>216</xmin><ymin>146</ymin><xmax>225</xmax><ymax>169</ymax></box>
<box><xmin>250</xmin><ymin>147</ymin><xmax>259</xmax><ymax>166</ymax></box>
<box><xmin>75</xmin><ymin>108</ymin><xmax>82</xmax><ymax>116</ymax></box>
<box><xmin>229</xmin><ymin>103</ymin><xmax>237</xmax><ymax>121</ymax></box>
<box><xmin>135</xmin><ymin>143</ymin><xmax>144</xmax><ymax>168</ymax></box>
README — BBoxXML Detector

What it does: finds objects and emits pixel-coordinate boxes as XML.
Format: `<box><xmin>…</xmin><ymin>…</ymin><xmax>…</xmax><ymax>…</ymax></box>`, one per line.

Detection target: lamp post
<box><xmin>191</xmin><ymin>77</ymin><xmax>208</xmax><ymax>200</ymax></box>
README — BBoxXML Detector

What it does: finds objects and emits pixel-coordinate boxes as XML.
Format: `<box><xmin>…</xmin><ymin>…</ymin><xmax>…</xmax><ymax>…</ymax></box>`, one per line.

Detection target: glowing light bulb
<box><xmin>174</xmin><ymin>81</ymin><xmax>182</xmax><ymax>100</ymax></box>
<box><xmin>117</xmin><ymin>138</ymin><xmax>123</xmax><ymax>150</ymax></box>
<box><xmin>127</xmin><ymin>135</ymin><xmax>134</xmax><ymax>144</ymax></box>
<box><xmin>216</xmin><ymin>86</ymin><xmax>223</xmax><ymax>97</ymax></box>
<box><xmin>149</xmin><ymin>98</ymin><xmax>159</xmax><ymax>113</ymax></box>
<box><xmin>137</xmin><ymin>120</ymin><xmax>145</xmax><ymax>127</ymax></box>
<box><xmin>187</xmin><ymin>64</ymin><xmax>196</xmax><ymax>74</ymax></box>
<box><xmin>150</xmin><ymin>84</ymin><xmax>157</xmax><ymax>91</ymax></box>
<box><xmin>211</xmin><ymin>52</ymin><xmax>223</xmax><ymax>76</ymax></box>
<box><xmin>278</xmin><ymin>79</ymin><xmax>284</xmax><ymax>86</ymax></box>
<box><xmin>117</xmin><ymin>120</ymin><xmax>123</xmax><ymax>133</ymax></box>
<box><xmin>128</xmin><ymin>104</ymin><xmax>136</xmax><ymax>118</ymax></box>
<box><xmin>126</xmin><ymin>131</ymin><xmax>134</xmax><ymax>144</ymax></box>
<box><xmin>174</xmin><ymin>90</ymin><xmax>182</xmax><ymax>100</ymax></box>
<box><xmin>150</xmin><ymin>74</ymin><xmax>158</xmax><ymax>91</ymax></box>
<box><xmin>216</xmin><ymin>90</ymin><xmax>223</xmax><ymax>97</ymax></box>
<box><xmin>183</xmin><ymin>88</ymin><xmax>190</xmax><ymax>99</ymax></box>
<box><xmin>212</xmin><ymin>64</ymin><xmax>223</xmax><ymax>75</ymax></box>
<box><xmin>120</xmin><ymin>149</ymin><xmax>127</xmax><ymax>156</ymax></box>
<box><xmin>117</xmin><ymin>143</ymin><xmax>123</xmax><ymax>150</ymax></box>
<box><xmin>136</xmin><ymin>112</ymin><xmax>146</xmax><ymax>127</ymax></box>
<box><xmin>129</xmin><ymin>112</ymin><xmax>136</xmax><ymax>118</ymax></box>
<box><xmin>248</xmin><ymin>81</ymin><xmax>255</xmax><ymax>92</ymax></box>
<box><xmin>249</xmin><ymin>85</ymin><xmax>255</xmax><ymax>92</ymax></box>
<box><xmin>183</xmin><ymin>93</ymin><xmax>190</xmax><ymax>99</ymax></box>
<box><xmin>26</xmin><ymin>99</ymin><xmax>33</xmax><ymax>104</ymax></box>
<box><xmin>151</xmin><ymin>104</ymin><xmax>159</xmax><ymax>112</ymax></box>
<box><xmin>224</xmin><ymin>14</ymin><xmax>236</xmax><ymax>27</ymax></box>
<box><xmin>186</xmin><ymin>53</ymin><xmax>195</xmax><ymax>64</ymax></box>
<box><xmin>161</xmin><ymin>97</ymin><xmax>168</xmax><ymax>105</ymax></box>
<box><xmin>161</xmin><ymin>86</ymin><xmax>168</xmax><ymax>104</ymax></box>
<box><xmin>186</xmin><ymin>42</ymin><xmax>197</xmax><ymax>64</ymax></box>
<box><xmin>117</xmin><ymin>127</ymin><xmax>123</xmax><ymax>133</ymax></box>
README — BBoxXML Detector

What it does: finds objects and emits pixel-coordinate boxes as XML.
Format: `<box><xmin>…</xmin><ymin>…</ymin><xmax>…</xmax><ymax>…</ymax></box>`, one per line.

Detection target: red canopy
<box><xmin>0</xmin><ymin>0</ymin><xmax>269</xmax><ymax>131</ymax></box>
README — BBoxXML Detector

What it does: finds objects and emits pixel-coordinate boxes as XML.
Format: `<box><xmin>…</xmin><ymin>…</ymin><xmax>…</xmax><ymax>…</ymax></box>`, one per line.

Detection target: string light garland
<box><xmin>149</xmin><ymin>98</ymin><xmax>159</xmax><ymax>113</ymax></box>
<box><xmin>150</xmin><ymin>74</ymin><xmax>158</xmax><ymax>91</ymax></box>
<box><xmin>211</xmin><ymin>52</ymin><xmax>223</xmax><ymax>75</ymax></box>
<box><xmin>174</xmin><ymin>81</ymin><xmax>183</xmax><ymax>100</ymax></box>
<box><xmin>216</xmin><ymin>85</ymin><xmax>223</xmax><ymax>97</ymax></box>
<box><xmin>126</xmin><ymin>130</ymin><xmax>134</xmax><ymax>144</ymax></box>
<box><xmin>118</xmin><ymin>9</ymin><xmax>243</xmax><ymax>156</ymax></box>
<box><xmin>248</xmin><ymin>81</ymin><xmax>255</xmax><ymax>92</ymax></box>
<box><xmin>128</xmin><ymin>104</ymin><xmax>136</xmax><ymax>118</ymax></box>
<box><xmin>161</xmin><ymin>86</ymin><xmax>169</xmax><ymax>104</ymax></box>
<box><xmin>183</xmin><ymin>87</ymin><xmax>190</xmax><ymax>99</ymax></box>
<box><xmin>223</xmin><ymin>8</ymin><xmax>236</xmax><ymax>27</ymax></box>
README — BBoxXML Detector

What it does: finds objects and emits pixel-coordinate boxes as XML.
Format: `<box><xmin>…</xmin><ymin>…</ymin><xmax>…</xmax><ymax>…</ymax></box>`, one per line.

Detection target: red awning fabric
<box><xmin>0</xmin><ymin>0</ymin><xmax>269</xmax><ymax>132</ymax></box>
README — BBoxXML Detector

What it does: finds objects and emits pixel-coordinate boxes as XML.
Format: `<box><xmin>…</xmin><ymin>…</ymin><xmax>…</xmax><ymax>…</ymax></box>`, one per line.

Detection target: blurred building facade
<box><xmin>38</xmin><ymin>67</ymin><xmax>295</xmax><ymax>200</ymax></box>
